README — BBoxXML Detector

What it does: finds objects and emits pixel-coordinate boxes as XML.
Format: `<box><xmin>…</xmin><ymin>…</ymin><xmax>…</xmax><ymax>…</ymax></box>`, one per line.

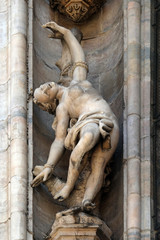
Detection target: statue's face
<box><xmin>34</xmin><ymin>82</ymin><xmax>57</xmax><ymax>103</ymax></box>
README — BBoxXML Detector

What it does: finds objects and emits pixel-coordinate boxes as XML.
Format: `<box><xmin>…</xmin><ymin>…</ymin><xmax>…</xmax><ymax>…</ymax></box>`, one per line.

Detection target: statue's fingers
<box><xmin>106</xmin><ymin>121</ymin><xmax>114</xmax><ymax>128</ymax></box>
<box><xmin>31</xmin><ymin>178</ymin><xmax>37</xmax><ymax>187</ymax></box>
<box><xmin>31</xmin><ymin>175</ymin><xmax>43</xmax><ymax>187</ymax></box>
<box><xmin>102</xmin><ymin>125</ymin><xmax>112</xmax><ymax>132</ymax></box>
<box><xmin>31</xmin><ymin>179</ymin><xmax>41</xmax><ymax>187</ymax></box>
<box><xmin>43</xmin><ymin>173</ymin><xmax>48</xmax><ymax>182</ymax></box>
<box><xmin>42</xmin><ymin>22</ymin><xmax>51</xmax><ymax>28</ymax></box>
<box><xmin>54</xmin><ymin>32</ymin><xmax>63</xmax><ymax>39</ymax></box>
<box><xmin>102</xmin><ymin>119</ymin><xmax>114</xmax><ymax>128</ymax></box>
<box><xmin>42</xmin><ymin>21</ymin><xmax>57</xmax><ymax>30</ymax></box>
<box><xmin>48</xmin><ymin>32</ymin><xmax>63</xmax><ymax>39</ymax></box>
<box><xmin>48</xmin><ymin>33</ymin><xmax>55</xmax><ymax>38</ymax></box>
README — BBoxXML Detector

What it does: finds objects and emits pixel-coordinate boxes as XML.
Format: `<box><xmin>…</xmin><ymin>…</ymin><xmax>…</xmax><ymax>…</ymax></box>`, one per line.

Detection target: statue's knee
<box><xmin>70</xmin><ymin>151</ymin><xmax>80</xmax><ymax>168</ymax></box>
<box><xmin>71</xmin><ymin>158</ymin><xmax>80</xmax><ymax>169</ymax></box>
<box><xmin>91</xmin><ymin>156</ymin><xmax>106</xmax><ymax>169</ymax></box>
<box><xmin>83</xmin><ymin>131</ymin><xmax>94</xmax><ymax>144</ymax></box>
<box><xmin>70</xmin><ymin>150</ymin><xmax>77</xmax><ymax>162</ymax></box>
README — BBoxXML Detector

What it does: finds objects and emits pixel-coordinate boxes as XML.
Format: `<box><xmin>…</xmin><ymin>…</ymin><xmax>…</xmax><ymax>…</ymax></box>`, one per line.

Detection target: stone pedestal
<box><xmin>47</xmin><ymin>211</ymin><xmax>112</xmax><ymax>240</ymax></box>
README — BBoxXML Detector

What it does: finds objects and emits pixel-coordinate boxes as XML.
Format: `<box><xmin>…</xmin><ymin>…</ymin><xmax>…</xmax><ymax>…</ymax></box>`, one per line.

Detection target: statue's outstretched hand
<box><xmin>43</xmin><ymin>21</ymin><xmax>58</xmax><ymax>30</ymax></box>
<box><xmin>31</xmin><ymin>167</ymin><xmax>53</xmax><ymax>187</ymax></box>
<box><xmin>42</xmin><ymin>21</ymin><xmax>65</xmax><ymax>39</ymax></box>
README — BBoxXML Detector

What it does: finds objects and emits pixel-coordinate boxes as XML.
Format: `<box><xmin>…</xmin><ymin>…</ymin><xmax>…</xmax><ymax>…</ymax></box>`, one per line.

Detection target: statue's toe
<box><xmin>54</xmin><ymin>193</ymin><xmax>60</xmax><ymax>200</ymax></box>
<box><xmin>82</xmin><ymin>199</ymin><xmax>96</xmax><ymax>211</ymax></box>
<box><xmin>54</xmin><ymin>192</ymin><xmax>65</xmax><ymax>201</ymax></box>
<box><xmin>54</xmin><ymin>185</ymin><xmax>71</xmax><ymax>201</ymax></box>
<box><xmin>57</xmin><ymin>196</ymin><xmax>64</xmax><ymax>202</ymax></box>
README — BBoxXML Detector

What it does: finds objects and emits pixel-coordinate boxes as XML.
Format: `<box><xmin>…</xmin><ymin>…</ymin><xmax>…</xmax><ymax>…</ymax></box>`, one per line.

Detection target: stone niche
<box><xmin>33</xmin><ymin>0</ymin><xmax>123</xmax><ymax>239</ymax></box>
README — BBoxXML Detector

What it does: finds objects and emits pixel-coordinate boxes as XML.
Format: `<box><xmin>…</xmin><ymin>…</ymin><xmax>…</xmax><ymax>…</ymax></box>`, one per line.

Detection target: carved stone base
<box><xmin>47</xmin><ymin>211</ymin><xmax>112</xmax><ymax>240</ymax></box>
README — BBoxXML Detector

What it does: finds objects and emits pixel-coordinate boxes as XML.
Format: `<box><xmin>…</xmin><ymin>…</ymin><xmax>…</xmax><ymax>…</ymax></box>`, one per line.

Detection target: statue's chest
<box><xmin>62</xmin><ymin>87</ymin><xmax>86</xmax><ymax>118</ymax></box>
<box><xmin>68</xmin><ymin>85</ymin><xmax>84</xmax><ymax>99</ymax></box>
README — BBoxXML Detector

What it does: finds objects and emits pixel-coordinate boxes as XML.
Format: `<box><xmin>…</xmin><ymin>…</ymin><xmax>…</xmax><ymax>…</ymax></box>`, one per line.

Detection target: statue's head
<box><xmin>33</xmin><ymin>82</ymin><xmax>58</xmax><ymax>114</ymax></box>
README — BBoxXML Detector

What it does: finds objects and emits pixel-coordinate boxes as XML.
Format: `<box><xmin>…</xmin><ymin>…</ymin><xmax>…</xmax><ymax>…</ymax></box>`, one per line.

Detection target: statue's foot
<box><xmin>54</xmin><ymin>185</ymin><xmax>71</xmax><ymax>201</ymax></box>
<box><xmin>56</xmin><ymin>206</ymin><xmax>82</xmax><ymax>219</ymax></box>
<box><xmin>82</xmin><ymin>199</ymin><xmax>96</xmax><ymax>211</ymax></box>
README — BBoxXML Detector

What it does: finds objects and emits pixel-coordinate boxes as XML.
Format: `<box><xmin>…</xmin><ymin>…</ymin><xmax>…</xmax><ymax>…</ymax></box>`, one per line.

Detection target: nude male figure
<box><xmin>31</xmin><ymin>22</ymin><xmax>119</xmax><ymax>208</ymax></box>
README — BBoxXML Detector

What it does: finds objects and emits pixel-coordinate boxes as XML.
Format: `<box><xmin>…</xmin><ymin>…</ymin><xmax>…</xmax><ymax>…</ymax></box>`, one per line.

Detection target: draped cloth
<box><xmin>64</xmin><ymin>111</ymin><xmax>114</xmax><ymax>151</ymax></box>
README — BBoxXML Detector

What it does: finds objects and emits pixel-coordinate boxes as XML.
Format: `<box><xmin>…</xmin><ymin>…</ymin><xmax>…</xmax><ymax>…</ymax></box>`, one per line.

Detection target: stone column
<box><xmin>0</xmin><ymin>0</ymin><xmax>28</xmax><ymax>239</ymax></box>
<box><xmin>10</xmin><ymin>0</ymin><xmax>28</xmax><ymax>239</ymax></box>
<box><xmin>140</xmin><ymin>1</ymin><xmax>151</xmax><ymax>239</ymax></box>
<box><xmin>127</xmin><ymin>1</ymin><xmax>141</xmax><ymax>239</ymax></box>
<box><xmin>0</xmin><ymin>1</ymin><xmax>10</xmax><ymax>239</ymax></box>
<box><xmin>123</xmin><ymin>0</ymin><xmax>151</xmax><ymax>239</ymax></box>
<box><xmin>27</xmin><ymin>0</ymin><xmax>34</xmax><ymax>239</ymax></box>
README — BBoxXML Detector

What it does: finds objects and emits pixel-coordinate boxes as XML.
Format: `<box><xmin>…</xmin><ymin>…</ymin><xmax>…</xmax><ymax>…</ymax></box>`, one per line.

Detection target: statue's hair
<box><xmin>33</xmin><ymin>98</ymin><xmax>58</xmax><ymax>115</ymax></box>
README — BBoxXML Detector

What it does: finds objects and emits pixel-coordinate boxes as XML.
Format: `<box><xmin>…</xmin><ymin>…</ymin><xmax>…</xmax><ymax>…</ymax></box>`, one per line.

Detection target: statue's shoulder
<box><xmin>79</xmin><ymin>80</ymin><xmax>92</xmax><ymax>88</ymax></box>
<box><xmin>68</xmin><ymin>83</ymin><xmax>84</xmax><ymax>98</ymax></box>
<box><xmin>68</xmin><ymin>80</ymin><xmax>93</xmax><ymax>93</ymax></box>
<box><xmin>56</xmin><ymin>101</ymin><xmax>68</xmax><ymax>113</ymax></box>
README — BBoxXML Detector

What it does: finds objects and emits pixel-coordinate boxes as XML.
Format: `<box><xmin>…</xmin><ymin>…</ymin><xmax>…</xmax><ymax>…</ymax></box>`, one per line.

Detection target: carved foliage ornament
<box><xmin>49</xmin><ymin>0</ymin><xmax>106</xmax><ymax>22</ymax></box>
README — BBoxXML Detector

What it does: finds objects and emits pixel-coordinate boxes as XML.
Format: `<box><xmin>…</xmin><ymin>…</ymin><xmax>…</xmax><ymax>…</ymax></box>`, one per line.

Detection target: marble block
<box><xmin>47</xmin><ymin>211</ymin><xmax>112</xmax><ymax>240</ymax></box>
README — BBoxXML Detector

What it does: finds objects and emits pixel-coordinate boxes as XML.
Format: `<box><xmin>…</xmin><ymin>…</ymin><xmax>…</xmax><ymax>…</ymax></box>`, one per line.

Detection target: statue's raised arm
<box><xmin>43</xmin><ymin>21</ymin><xmax>88</xmax><ymax>83</ymax></box>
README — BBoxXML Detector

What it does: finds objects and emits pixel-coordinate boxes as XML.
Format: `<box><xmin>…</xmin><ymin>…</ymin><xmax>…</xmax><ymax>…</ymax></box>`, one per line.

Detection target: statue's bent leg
<box><xmin>82</xmin><ymin>147</ymin><xmax>109</xmax><ymax>208</ymax></box>
<box><xmin>83</xmin><ymin>124</ymin><xmax>119</xmax><ymax>208</ymax></box>
<box><xmin>54</xmin><ymin>123</ymin><xmax>100</xmax><ymax>201</ymax></box>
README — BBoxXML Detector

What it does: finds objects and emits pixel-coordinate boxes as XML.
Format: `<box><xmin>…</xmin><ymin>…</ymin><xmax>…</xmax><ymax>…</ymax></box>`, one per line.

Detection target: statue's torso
<box><xmin>58</xmin><ymin>81</ymin><xmax>116</xmax><ymax>121</ymax></box>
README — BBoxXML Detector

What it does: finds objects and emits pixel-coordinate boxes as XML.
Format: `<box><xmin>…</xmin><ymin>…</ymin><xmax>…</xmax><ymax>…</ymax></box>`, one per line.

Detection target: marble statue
<box><xmin>31</xmin><ymin>21</ymin><xmax>119</xmax><ymax>211</ymax></box>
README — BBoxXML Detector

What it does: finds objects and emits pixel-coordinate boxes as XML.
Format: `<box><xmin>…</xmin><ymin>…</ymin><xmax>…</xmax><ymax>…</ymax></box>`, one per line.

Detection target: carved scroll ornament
<box><xmin>49</xmin><ymin>0</ymin><xmax>106</xmax><ymax>22</ymax></box>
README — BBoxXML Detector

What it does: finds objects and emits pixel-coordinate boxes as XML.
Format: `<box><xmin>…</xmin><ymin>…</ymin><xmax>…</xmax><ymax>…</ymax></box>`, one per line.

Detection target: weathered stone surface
<box><xmin>0</xmin><ymin>222</ymin><xmax>8</xmax><ymax>240</ymax></box>
<box><xmin>48</xmin><ymin>212</ymin><xmax>112</xmax><ymax>240</ymax></box>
